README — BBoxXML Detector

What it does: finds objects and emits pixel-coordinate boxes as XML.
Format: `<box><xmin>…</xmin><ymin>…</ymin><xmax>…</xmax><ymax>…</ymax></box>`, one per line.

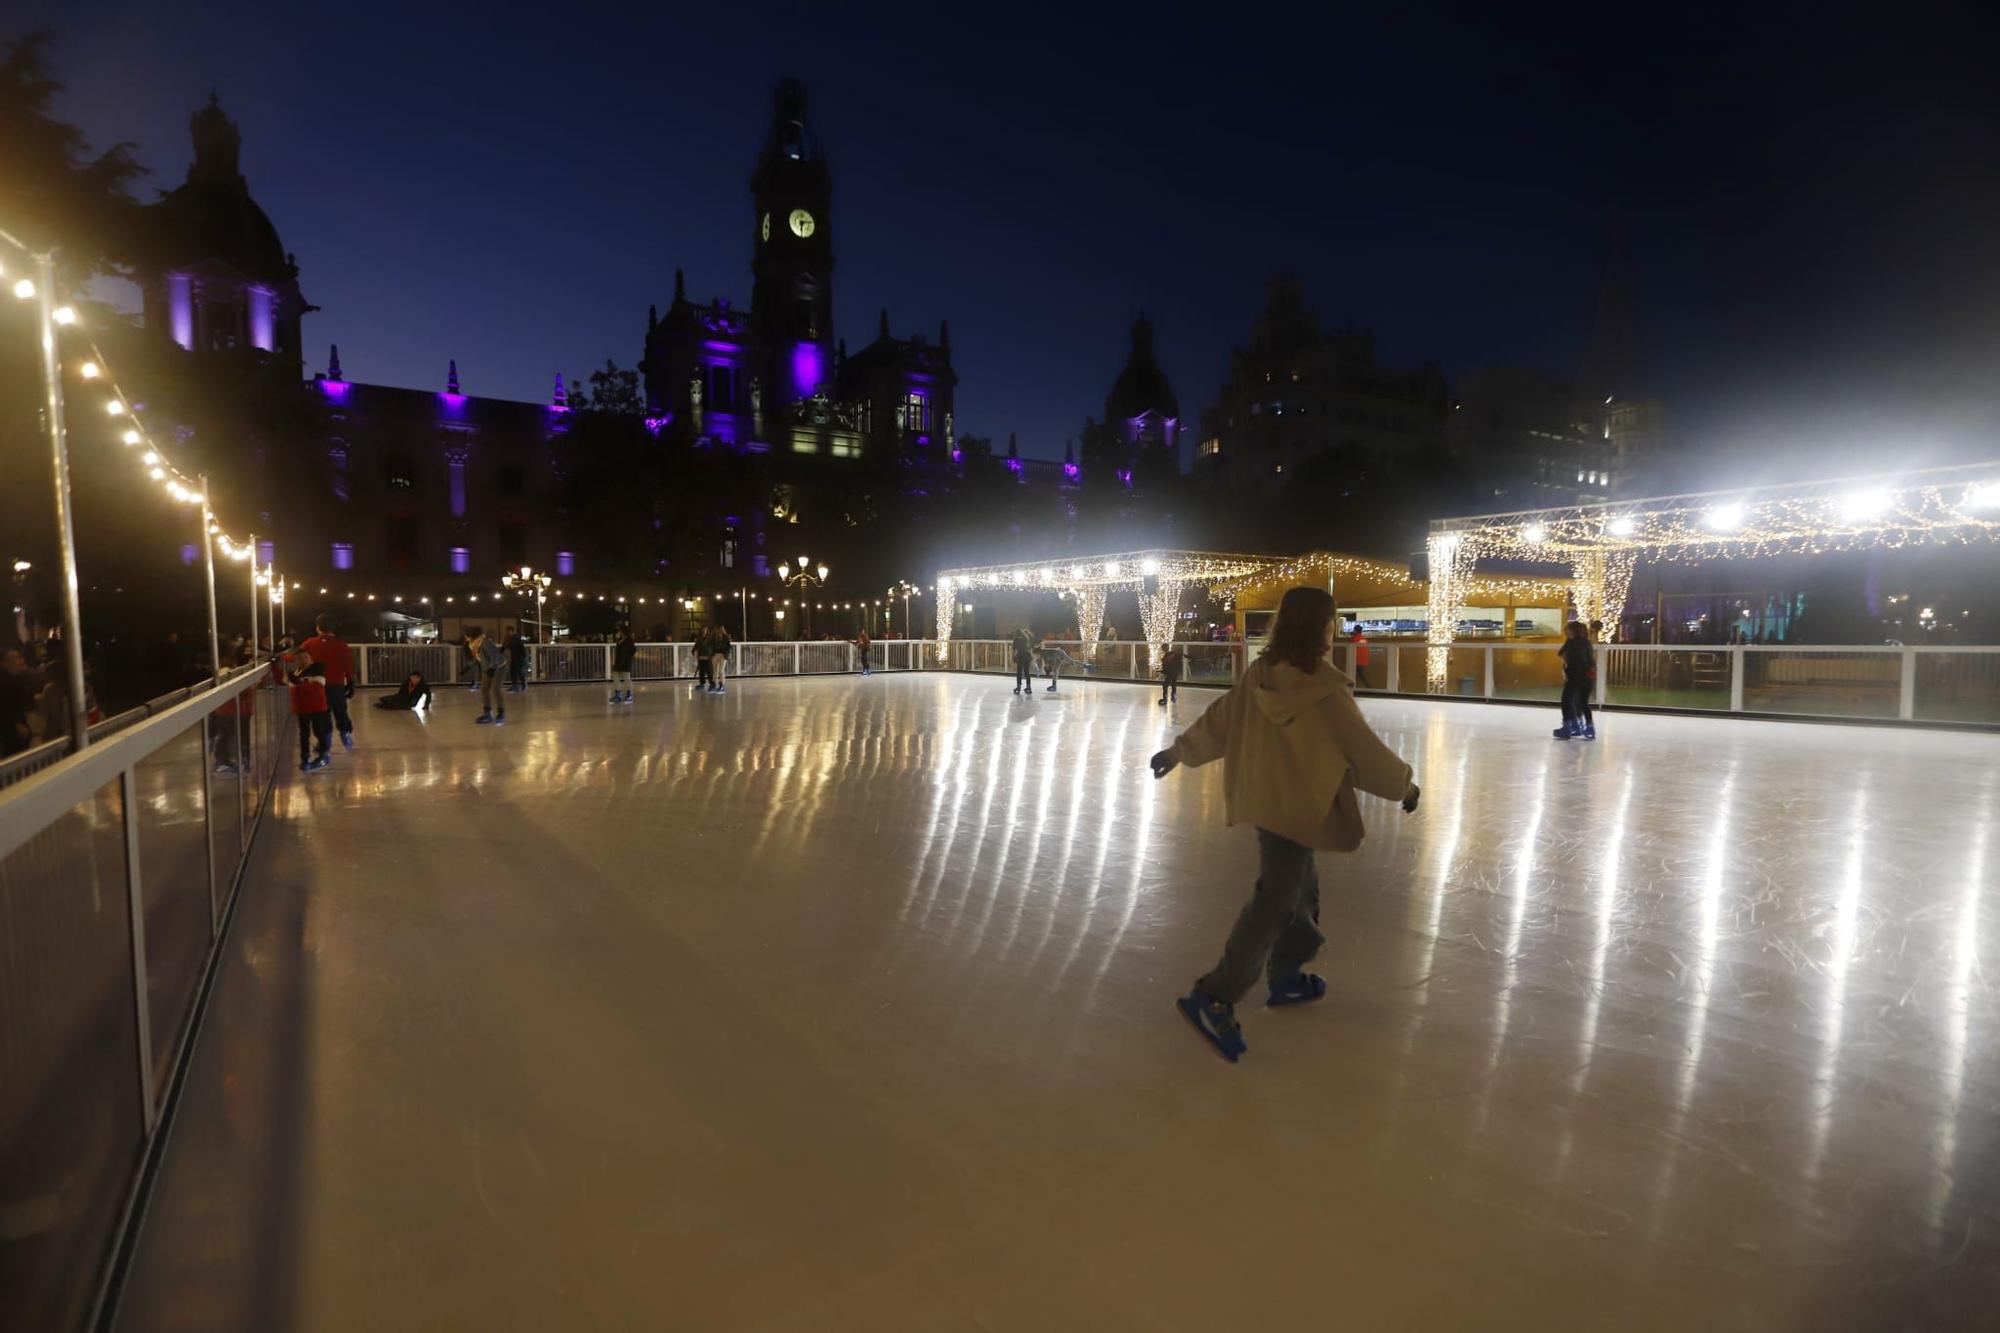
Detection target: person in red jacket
<box><xmin>285</xmin><ymin>650</ymin><xmax>334</xmax><ymax>771</ymax></box>
<box><xmin>1348</xmin><ymin>623</ymin><xmax>1372</xmax><ymax>689</ymax></box>
<box><xmin>298</xmin><ymin>615</ymin><xmax>355</xmax><ymax>750</ymax></box>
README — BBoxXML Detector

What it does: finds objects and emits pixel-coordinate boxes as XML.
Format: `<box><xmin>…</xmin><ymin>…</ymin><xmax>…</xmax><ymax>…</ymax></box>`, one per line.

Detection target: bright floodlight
<box><xmin>141</xmin><ymin>450</ymin><xmax>159</xmax><ymax>465</ymax></box>
<box><xmin>1964</xmin><ymin>482</ymin><xmax>2000</xmax><ymax>510</ymax></box>
<box><xmin>12</xmin><ymin>278</ymin><xmax>33</xmax><ymax>299</ymax></box>
<box><xmin>1837</xmin><ymin>489</ymin><xmax>1890</xmax><ymax>521</ymax></box>
<box><xmin>1010</xmin><ymin>570</ymin><xmax>1025</xmax><ymax>585</ymax></box>
<box><xmin>1140</xmin><ymin>557</ymin><xmax>1161</xmax><ymax>575</ymax></box>
<box><xmin>1705</xmin><ymin>503</ymin><xmax>1745</xmax><ymax>531</ymax></box>
<box><xmin>105</xmin><ymin>400</ymin><xmax>125</xmax><ymax>415</ymax></box>
<box><xmin>1070</xmin><ymin>566</ymin><xmax>1085</xmax><ymax>579</ymax></box>
<box><xmin>121</xmin><ymin>430</ymin><xmax>139</xmax><ymax>446</ymax></box>
<box><xmin>52</xmin><ymin>306</ymin><xmax>76</xmax><ymax>325</ymax></box>
<box><xmin>1104</xmin><ymin>560</ymin><xmax>1122</xmax><ymax>577</ymax></box>
<box><xmin>1607</xmin><ymin>515</ymin><xmax>1637</xmax><ymax>537</ymax></box>
<box><xmin>78</xmin><ymin>361</ymin><xmax>100</xmax><ymax>379</ymax></box>
<box><xmin>1521</xmin><ymin>523</ymin><xmax>1547</xmax><ymax>543</ymax></box>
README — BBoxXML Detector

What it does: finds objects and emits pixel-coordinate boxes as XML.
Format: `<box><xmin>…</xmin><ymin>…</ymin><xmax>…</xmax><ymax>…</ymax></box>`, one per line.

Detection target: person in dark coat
<box><xmin>1555</xmin><ymin>620</ymin><xmax>1597</xmax><ymax>741</ymax></box>
<box><xmin>1158</xmin><ymin>643</ymin><xmax>1185</xmax><ymax>706</ymax></box>
<box><xmin>1011</xmin><ymin>628</ymin><xmax>1035</xmax><ymax>695</ymax></box>
<box><xmin>505</xmin><ymin>629</ymin><xmax>529</xmax><ymax>692</ymax></box>
<box><xmin>610</xmin><ymin>630</ymin><xmax>636</xmax><ymax>703</ymax></box>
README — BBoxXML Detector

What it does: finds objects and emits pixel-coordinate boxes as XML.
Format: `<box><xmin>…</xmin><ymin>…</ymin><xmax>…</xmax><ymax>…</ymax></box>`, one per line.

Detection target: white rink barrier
<box><xmin>353</xmin><ymin>639</ymin><xmax>932</xmax><ymax>689</ymax></box>
<box><xmin>936</xmin><ymin>639</ymin><xmax>2000</xmax><ymax>727</ymax></box>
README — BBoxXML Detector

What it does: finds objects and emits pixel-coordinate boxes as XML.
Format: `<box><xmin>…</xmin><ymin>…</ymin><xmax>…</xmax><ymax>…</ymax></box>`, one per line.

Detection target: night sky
<box><xmin>20</xmin><ymin>4</ymin><xmax>1999</xmax><ymax>477</ymax></box>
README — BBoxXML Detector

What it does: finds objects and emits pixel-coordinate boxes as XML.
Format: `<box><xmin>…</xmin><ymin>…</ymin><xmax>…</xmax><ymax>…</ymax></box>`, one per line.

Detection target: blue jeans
<box><xmin>1197</xmin><ymin>829</ymin><xmax>1324</xmax><ymax>1005</ymax></box>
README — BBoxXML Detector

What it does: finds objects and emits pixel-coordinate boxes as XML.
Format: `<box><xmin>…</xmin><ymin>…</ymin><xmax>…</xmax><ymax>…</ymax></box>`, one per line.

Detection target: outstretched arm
<box><xmin>1151</xmin><ymin>687</ymin><xmax>1237</xmax><ymax>777</ymax></box>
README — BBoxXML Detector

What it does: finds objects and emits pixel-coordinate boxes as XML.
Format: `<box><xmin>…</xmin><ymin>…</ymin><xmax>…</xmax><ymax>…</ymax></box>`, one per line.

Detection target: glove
<box><xmin>1149</xmin><ymin>749</ymin><xmax>1178</xmax><ymax>779</ymax></box>
<box><xmin>1401</xmin><ymin>783</ymin><xmax>1421</xmax><ymax>814</ymax></box>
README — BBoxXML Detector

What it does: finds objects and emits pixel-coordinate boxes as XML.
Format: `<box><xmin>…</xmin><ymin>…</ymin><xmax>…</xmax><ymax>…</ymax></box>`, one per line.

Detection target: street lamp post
<box><xmin>502</xmin><ymin>565</ymin><xmax>554</xmax><ymax>643</ymax></box>
<box><xmin>888</xmin><ymin>580</ymin><xmax>919</xmax><ymax>640</ymax></box>
<box><xmin>776</xmin><ymin>556</ymin><xmax>829</xmax><ymax>639</ymax></box>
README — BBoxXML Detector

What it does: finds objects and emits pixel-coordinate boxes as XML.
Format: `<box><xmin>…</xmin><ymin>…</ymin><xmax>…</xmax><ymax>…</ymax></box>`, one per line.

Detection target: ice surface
<box><xmin>116</xmin><ymin>675</ymin><xmax>2000</xmax><ymax>1330</ymax></box>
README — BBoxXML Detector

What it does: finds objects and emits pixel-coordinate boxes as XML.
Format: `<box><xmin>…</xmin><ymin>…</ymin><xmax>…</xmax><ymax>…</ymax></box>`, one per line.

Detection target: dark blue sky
<box><xmin>22</xmin><ymin>3</ymin><xmax>2000</xmax><ymax>473</ymax></box>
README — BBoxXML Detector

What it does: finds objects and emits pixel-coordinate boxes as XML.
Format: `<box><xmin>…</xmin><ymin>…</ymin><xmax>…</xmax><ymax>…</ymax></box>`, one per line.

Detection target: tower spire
<box><xmin>939</xmin><ymin>319</ymin><xmax>950</xmax><ymax>350</ymax></box>
<box><xmin>446</xmin><ymin>359</ymin><xmax>460</xmax><ymax>395</ymax></box>
<box><xmin>327</xmin><ymin>344</ymin><xmax>342</xmax><ymax>381</ymax></box>
<box><xmin>879</xmin><ymin>308</ymin><xmax>890</xmax><ymax>340</ymax></box>
<box><xmin>673</xmin><ymin>268</ymin><xmax>686</xmax><ymax>303</ymax></box>
<box><xmin>552</xmin><ymin>373</ymin><xmax>568</xmax><ymax>410</ymax></box>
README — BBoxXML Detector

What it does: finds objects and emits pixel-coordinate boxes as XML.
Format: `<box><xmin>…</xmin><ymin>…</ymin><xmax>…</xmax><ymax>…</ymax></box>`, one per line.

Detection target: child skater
<box><xmin>1149</xmin><ymin>586</ymin><xmax>1419</xmax><ymax>1062</ymax></box>
<box><xmin>284</xmin><ymin>649</ymin><xmax>334</xmax><ymax>771</ymax></box>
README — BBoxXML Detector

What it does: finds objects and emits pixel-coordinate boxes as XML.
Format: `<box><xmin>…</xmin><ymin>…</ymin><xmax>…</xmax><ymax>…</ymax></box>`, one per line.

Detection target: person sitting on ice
<box><xmin>375</xmin><ymin>671</ymin><xmax>432</xmax><ymax>712</ymax></box>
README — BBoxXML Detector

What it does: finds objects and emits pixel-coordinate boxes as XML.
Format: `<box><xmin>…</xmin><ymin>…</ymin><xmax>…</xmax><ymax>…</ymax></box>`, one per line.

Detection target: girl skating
<box><xmin>1150</xmin><ymin>586</ymin><xmax>1419</xmax><ymax>1063</ymax></box>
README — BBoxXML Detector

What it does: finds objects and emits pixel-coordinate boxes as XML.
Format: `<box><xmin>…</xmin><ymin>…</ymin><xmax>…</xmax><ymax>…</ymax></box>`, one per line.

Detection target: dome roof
<box><xmin>1106</xmin><ymin>314</ymin><xmax>1179</xmax><ymax>422</ymax></box>
<box><xmin>149</xmin><ymin>96</ymin><xmax>293</xmax><ymax>284</ymax></box>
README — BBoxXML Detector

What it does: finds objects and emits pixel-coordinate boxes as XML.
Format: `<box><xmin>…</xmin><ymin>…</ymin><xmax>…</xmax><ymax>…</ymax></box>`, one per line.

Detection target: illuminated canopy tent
<box><xmin>1207</xmin><ymin>551</ymin><xmax>1572</xmax><ymax>625</ymax></box>
<box><xmin>932</xmin><ymin>549</ymin><xmax>1284</xmax><ymax>659</ymax></box>
<box><xmin>1423</xmin><ymin>461</ymin><xmax>2000</xmax><ymax>689</ymax></box>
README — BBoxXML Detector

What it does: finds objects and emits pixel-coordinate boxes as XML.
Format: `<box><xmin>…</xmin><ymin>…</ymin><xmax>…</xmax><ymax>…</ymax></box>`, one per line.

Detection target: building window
<box><xmin>498</xmin><ymin>522</ymin><xmax>527</xmax><ymax>566</ymax></box>
<box><xmin>386</xmin><ymin>454</ymin><xmax>416</xmax><ymax>489</ymax></box>
<box><xmin>329</xmin><ymin>445</ymin><xmax>350</xmax><ymax>502</ymax></box>
<box><xmin>450</xmin><ymin>546</ymin><xmax>471</xmax><ymax>575</ymax></box>
<box><xmin>710</xmin><ymin>364</ymin><xmax>735</xmax><ymax>411</ymax></box>
<box><xmin>330</xmin><ymin>542</ymin><xmax>354</xmax><ymax>571</ymax></box>
<box><xmin>555</xmin><ymin>550</ymin><xmax>575</xmax><ymax>577</ymax></box>
<box><xmin>498</xmin><ymin>466</ymin><xmax>525</xmax><ymax>499</ymax></box>
<box><xmin>385</xmin><ymin>516</ymin><xmax>418</xmax><ymax>567</ymax></box>
<box><xmin>1198</xmin><ymin>437</ymin><xmax>1221</xmax><ymax>458</ymax></box>
<box><xmin>904</xmin><ymin>393</ymin><xmax>926</xmax><ymax>432</ymax></box>
<box><xmin>257</xmin><ymin>539</ymin><xmax>274</xmax><ymax>566</ymax></box>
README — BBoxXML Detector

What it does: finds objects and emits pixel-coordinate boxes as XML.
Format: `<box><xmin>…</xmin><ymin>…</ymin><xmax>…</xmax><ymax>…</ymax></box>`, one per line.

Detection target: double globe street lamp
<box><xmin>776</xmin><ymin>556</ymin><xmax>829</xmax><ymax>639</ymax></box>
<box><xmin>502</xmin><ymin>565</ymin><xmax>554</xmax><ymax>642</ymax></box>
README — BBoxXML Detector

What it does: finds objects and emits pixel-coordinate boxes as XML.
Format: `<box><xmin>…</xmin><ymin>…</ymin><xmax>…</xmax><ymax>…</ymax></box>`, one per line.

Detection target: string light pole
<box><xmin>21</xmin><ymin>246</ymin><xmax>90</xmax><ymax>747</ymax></box>
<box><xmin>777</xmin><ymin>556</ymin><xmax>829</xmax><ymax>638</ymax></box>
<box><xmin>889</xmin><ymin>580</ymin><xmax>920</xmax><ymax>640</ymax></box>
<box><xmin>199</xmin><ymin>475</ymin><xmax>221</xmax><ymax>683</ymax></box>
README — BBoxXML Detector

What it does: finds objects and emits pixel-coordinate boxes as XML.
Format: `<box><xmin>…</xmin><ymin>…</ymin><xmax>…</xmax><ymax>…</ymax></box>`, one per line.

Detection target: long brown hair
<box><xmin>1259</xmin><ymin>586</ymin><xmax>1336</xmax><ymax>673</ymax></box>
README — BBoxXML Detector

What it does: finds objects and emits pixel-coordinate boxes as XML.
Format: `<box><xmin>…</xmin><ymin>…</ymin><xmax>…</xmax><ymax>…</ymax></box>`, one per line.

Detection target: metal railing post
<box><xmin>121</xmin><ymin>766</ymin><xmax>158</xmax><ymax>1131</ymax></box>
<box><xmin>1483</xmin><ymin>647</ymin><xmax>1495</xmax><ymax>698</ymax></box>
<box><xmin>794</xmin><ymin>643</ymin><xmax>802</xmax><ymax>675</ymax></box>
<box><xmin>602</xmin><ymin>643</ymin><xmax>612</xmax><ymax>681</ymax></box>
<box><xmin>1595</xmin><ymin>649</ymin><xmax>1608</xmax><ymax>708</ymax></box>
<box><xmin>36</xmin><ymin>252</ymin><xmax>90</xmax><ymax>750</ymax></box>
<box><xmin>1729</xmin><ymin>647</ymin><xmax>1745</xmax><ymax>712</ymax></box>
<box><xmin>1386</xmin><ymin>645</ymin><xmax>1400</xmax><ymax>693</ymax></box>
<box><xmin>1899</xmin><ymin>648</ymin><xmax>1917</xmax><ymax>721</ymax></box>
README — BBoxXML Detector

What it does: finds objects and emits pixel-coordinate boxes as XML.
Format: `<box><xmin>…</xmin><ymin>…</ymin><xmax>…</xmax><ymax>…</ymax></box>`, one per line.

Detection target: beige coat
<box><xmin>1168</xmin><ymin>655</ymin><xmax>1413</xmax><ymax>852</ymax></box>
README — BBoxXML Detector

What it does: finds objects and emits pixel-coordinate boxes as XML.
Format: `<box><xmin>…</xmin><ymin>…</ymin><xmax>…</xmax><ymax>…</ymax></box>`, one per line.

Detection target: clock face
<box><xmin>788</xmin><ymin>208</ymin><xmax>816</xmax><ymax>238</ymax></box>
<box><xmin>760</xmin><ymin>213</ymin><xmax>770</xmax><ymax>242</ymax></box>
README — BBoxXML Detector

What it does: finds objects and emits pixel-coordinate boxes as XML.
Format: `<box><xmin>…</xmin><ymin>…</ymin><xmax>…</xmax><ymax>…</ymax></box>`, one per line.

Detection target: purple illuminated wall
<box><xmin>791</xmin><ymin>342</ymin><xmax>822</xmax><ymax>398</ymax></box>
<box><xmin>180</xmin><ymin>543</ymin><xmax>198</xmax><ymax>567</ymax></box>
<box><xmin>249</xmin><ymin>287</ymin><xmax>274</xmax><ymax>351</ymax></box>
<box><xmin>319</xmin><ymin>378</ymin><xmax>351</xmax><ymax>401</ymax></box>
<box><xmin>257</xmin><ymin>540</ymin><xmax>274</xmax><ymax>565</ymax></box>
<box><xmin>167</xmin><ymin>273</ymin><xmax>194</xmax><ymax>351</ymax></box>
<box><xmin>450</xmin><ymin>547</ymin><xmax>471</xmax><ymax>575</ymax></box>
<box><xmin>556</xmin><ymin>551</ymin><xmax>575</xmax><ymax>576</ymax></box>
<box><xmin>330</xmin><ymin>542</ymin><xmax>354</xmax><ymax>571</ymax></box>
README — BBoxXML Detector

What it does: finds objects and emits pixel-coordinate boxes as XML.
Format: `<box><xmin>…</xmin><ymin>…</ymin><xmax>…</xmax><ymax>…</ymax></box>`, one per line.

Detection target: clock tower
<box><xmin>750</xmin><ymin>78</ymin><xmax>834</xmax><ymax>405</ymax></box>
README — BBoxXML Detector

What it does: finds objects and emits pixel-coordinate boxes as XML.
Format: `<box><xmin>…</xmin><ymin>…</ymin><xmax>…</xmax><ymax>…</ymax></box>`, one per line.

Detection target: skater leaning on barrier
<box><xmin>1149</xmin><ymin>585</ymin><xmax>1420</xmax><ymax>1064</ymax></box>
<box><xmin>1554</xmin><ymin>619</ymin><xmax>1596</xmax><ymax>741</ymax></box>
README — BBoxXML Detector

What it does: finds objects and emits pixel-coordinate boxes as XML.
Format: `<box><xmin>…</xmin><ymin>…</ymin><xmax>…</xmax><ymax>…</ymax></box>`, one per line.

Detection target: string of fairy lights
<box><xmin>933</xmin><ymin>550</ymin><xmax>1282</xmax><ymax>658</ymax></box>
<box><xmin>1420</xmin><ymin>463</ymin><xmax>2000</xmax><ymax>689</ymax></box>
<box><xmin>1205</xmin><ymin>550</ymin><xmax>1573</xmax><ymax>609</ymax></box>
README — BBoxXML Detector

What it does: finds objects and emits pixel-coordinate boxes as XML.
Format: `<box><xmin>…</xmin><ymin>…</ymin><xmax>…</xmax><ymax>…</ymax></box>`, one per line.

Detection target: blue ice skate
<box><xmin>1176</xmin><ymin>988</ymin><xmax>1246</xmax><ymax>1063</ymax></box>
<box><xmin>1267</xmin><ymin>971</ymin><xmax>1327</xmax><ymax>1007</ymax></box>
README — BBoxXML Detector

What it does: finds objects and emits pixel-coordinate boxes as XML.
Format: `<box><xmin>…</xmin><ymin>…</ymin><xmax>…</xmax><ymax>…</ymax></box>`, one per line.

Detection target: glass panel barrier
<box><xmin>1602</xmin><ymin>648</ymin><xmax>1730</xmax><ymax>710</ymax></box>
<box><xmin>0</xmin><ymin>775</ymin><xmax>140</xmax><ymax>1332</ymax></box>
<box><xmin>1743</xmin><ymin>650</ymin><xmax>1899</xmax><ymax>719</ymax></box>
<box><xmin>205</xmin><ymin>715</ymin><xmax>243</xmax><ymax>921</ymax></box>
<box><xmin>1914</xmin><ymin>652</ymin><xmax>2000</xmax><ymax>725</ymax></box>
<box><xmin>131</xmin><ymin>720</ymin><xmax>211</xmax><ymax>1096</ymax></box>
<box><xmin>1491</xmin><ymin>647</ymin><xmax>1564</xmax><ymax>702</ymax></box>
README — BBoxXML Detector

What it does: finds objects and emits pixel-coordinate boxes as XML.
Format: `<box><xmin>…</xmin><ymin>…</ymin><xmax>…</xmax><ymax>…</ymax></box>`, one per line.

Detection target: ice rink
<box><xmin>115</xmin><ymin>672</ymin><xmax>1999</xmax><ymax>1330</ymax></box>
